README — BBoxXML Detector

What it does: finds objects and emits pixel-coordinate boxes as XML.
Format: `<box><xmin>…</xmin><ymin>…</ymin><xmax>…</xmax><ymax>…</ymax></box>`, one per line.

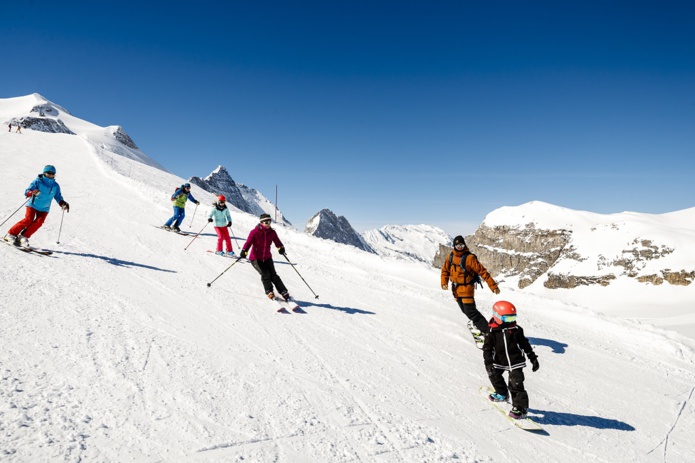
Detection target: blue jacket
<box><xmin>25</xmin><ymin>175</ymin><xmax>64</xmax><ymax>212</ymax></box>
<box><xmin>208</xmin><ymin>203</ymin><xmax>232</xmax><ymax>227</ymax></box>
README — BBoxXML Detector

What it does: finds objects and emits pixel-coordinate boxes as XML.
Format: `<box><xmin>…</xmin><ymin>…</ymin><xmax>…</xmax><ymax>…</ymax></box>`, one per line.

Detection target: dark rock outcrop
<box><xmin>306</xmin><ymin>209</ymin><xmax>375</xmax><ymax>253</ymax></box>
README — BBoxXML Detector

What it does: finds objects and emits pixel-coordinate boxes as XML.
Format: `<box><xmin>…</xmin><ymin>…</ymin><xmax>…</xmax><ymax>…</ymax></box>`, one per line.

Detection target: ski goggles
<box><xmin>454</xmin><ymin>243</ymin><xmax>465</xmax><ymax>250</ymax></box>
<box><xmin>497</xmin><ymin>314</ymin><xmax>517</xmax><ymax>323</ymax></box>
<box><xmin>261</xmin><ymin>219</ymin><xmax>272</xmax><ymax>224</ymax></box>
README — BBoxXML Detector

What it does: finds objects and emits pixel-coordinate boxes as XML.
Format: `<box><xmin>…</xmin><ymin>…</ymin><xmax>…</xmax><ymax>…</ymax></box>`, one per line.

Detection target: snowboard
<box><xmin>479</xmin><ymin>386</ymin><xmax>543</xmax><ymax>432</ymax></box>
<box><xmin>467</xmin><ymin>320</ymin><xmax>485</xmax><ymax>349</ymax></box>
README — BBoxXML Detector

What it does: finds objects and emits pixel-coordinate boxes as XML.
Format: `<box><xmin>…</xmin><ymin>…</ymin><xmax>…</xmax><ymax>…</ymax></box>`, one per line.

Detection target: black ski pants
<box><xmin>489</xmin><ymin>367</ymin><xmax>529</xmax><ymax>411</ymax></box>
<box><xmin>456</xmin><ymin>298</ymin><xmax>489</xmax><ymax>333</ymax></box>
<box><xmin>251</xmin><ymin>258</ymin><xmax>288</xmax><ymax>296</ymax></box>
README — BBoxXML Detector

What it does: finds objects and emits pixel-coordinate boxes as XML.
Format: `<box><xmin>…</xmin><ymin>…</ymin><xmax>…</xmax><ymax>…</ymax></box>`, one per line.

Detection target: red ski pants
<box><xmin>214</xmin><ymin>226</ymin><xmax>233</xmax><ymax>252</ymax></box>
<box><xmin>8</xmin><ymin>207</ymin><xmax>49</xmax><ymax>238</ymax></box>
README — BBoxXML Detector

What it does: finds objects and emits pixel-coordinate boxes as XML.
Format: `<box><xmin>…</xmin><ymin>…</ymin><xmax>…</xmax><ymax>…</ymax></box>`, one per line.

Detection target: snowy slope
<box><xmin>1</xmin><ymin>93</ymin><xmax>166</xmax><ymax>171</ymax></box>
<box><xmin>1</xmin><ymin>108</ymin><xmax>695</xmax><ymax>462</ymax></box>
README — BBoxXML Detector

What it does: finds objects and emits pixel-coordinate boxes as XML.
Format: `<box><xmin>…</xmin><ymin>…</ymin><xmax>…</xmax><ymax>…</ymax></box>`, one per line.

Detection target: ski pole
<box><xmin>184</xmin><ymin>221</ymin><xmax>209</xmax><ymax>250</ymax></box>
<box><xmin>282</xmin><ymin>254</ymin><xmax>319</xmax><ymax>299</ymax></box>
<box><xmin>188</xmin><ymin>204</ymin><xmax>198</xmax><ymax>228</ymax></box>
<box><xmin>230</xmin><ymin>224</ymin><xmax>242</xmax><ymax>251</ymax></box>
<box><xmin>207</xmin><ymin>256</ymin><xmax>244</xmax><ymax>287</ymax></box>
<box><xmin>56</xmin><ymin>208</ymin><xmax>66</xmax><ymax>244</ymax></box>
<box><xmin>0</xmin><ymin>197</ymin><xmax>30</xmax><ymax>229</ymax></box>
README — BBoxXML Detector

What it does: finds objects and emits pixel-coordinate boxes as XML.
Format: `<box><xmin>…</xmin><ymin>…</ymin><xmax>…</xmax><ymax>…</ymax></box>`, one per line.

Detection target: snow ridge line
<box><xmin>646</xmin><ymin>386</ymin><xmax>695</xmax><ymax>460</ymax></box>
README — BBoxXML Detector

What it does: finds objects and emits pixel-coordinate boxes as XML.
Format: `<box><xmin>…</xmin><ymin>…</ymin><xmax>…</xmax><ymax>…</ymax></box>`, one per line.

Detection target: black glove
<box><xmin>208</xmin><ymin>218</ymin><xmax>213</xmax><ymax>223</ymax></box>
<box><xmin>277</xmin><ymin>246</ymin><xmax>286</xmax><ymax>255</ymax></box>
<box><xmin>227</xmin><ymin>222</ymin><xmax>232</xmax><ymax>227</ymax></box>
<box><xmin>195</xmin><ymin>201</ymin><xmax>200</xmax><ymax>205</ymax></box>
<box><xmin>240</xmin><ymin>249</ymin><xmax>248</xmax><ymax>259</ymax></box>
<box><xmin>531</xmin><ymin>358</ymin><xmax>540</xmax><ymax>372</ymax></box>
<box><xmin>485</xmin><ymin>363</ymin><xmax>496</xmax><ymax>377</ymax></box>
<box><xmin>59</xmin><ymin>200</ymin><xmax>70</xmax><ymax>212</ymax></box>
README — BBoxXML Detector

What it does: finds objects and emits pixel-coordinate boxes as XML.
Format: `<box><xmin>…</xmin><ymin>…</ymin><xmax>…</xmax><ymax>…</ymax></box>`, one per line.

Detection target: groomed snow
<box><xmin>1</xmin><ymin>103</ymin><xmax>694</xmax><ymax>462</ymax></box>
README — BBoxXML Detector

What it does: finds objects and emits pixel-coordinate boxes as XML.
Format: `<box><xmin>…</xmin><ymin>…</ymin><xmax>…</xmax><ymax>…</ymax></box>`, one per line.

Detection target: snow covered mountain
<box><xmin>433</xmin><ymin>200</ymin><xmax>695</xmax><ymax>338</ymax></box>
<box><xmin>0</xmin><ymin>93</ymin><xmax>166</xmax><ymax>171</ymax></box>
<box><xmin>305</xmin><ymin>209</ymin><xmax>374</xmax><ymax>253</ymax></box>
<box><xmin>362</xmin><ymin>224</ymin><xmax>451</xmax><ymax>264</ymax></box>
<box><xmin>189</xmin><ymin>165</ymin><xmax>291</xmax><ymax>225</ymax></box>
<box><xmin>1</xmin><ymin>95</ymin><xmax>694</xmax><ymax>463</ymax></box>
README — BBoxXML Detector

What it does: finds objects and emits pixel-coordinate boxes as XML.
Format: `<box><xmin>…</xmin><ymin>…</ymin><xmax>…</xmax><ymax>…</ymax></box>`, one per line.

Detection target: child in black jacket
<box><xmin>482</xmin><ymin>300</ymin><xmax>540</xmax><ymax>419</ymax></box>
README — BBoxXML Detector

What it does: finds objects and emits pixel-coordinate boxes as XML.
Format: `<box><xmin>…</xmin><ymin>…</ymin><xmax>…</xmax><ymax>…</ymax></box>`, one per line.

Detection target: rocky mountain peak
<box><xmin>305</xmin><ymin>209</ymin><xmax>375</xmax><ymax>253</ymax></box>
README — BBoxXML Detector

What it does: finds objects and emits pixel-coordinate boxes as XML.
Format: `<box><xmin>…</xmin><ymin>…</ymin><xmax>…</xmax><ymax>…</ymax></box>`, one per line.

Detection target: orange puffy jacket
<box><xmin>441</xmin><ymin>247</ymin><xmax>498</xmax><ymax>302</ymax></box>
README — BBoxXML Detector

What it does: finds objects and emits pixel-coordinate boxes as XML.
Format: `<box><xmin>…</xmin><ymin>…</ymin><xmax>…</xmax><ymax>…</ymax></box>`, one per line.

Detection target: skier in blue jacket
<box><xmin>162</xmin><ymin>183</ymin><xmax>199</xmax><ymax>232</ymax></box>
<box><xmin>4</xmin><ymin>165</ymin><xmax>69</xmax><ymax>248</ymax></box>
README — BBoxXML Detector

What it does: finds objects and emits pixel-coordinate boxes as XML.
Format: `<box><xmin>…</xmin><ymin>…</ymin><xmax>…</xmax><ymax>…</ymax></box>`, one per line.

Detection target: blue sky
<box><xmin>3</xmin><ymin>1</ymin><xmax>694</xmax><ymax>236</ymax></box>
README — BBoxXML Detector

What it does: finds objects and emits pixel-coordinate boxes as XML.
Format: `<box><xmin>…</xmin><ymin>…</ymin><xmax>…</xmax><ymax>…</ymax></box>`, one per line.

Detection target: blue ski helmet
<box><xmin>43</xmin><ymin>165</ymin><xmax>56</xmax><ymax>174</ymax></box>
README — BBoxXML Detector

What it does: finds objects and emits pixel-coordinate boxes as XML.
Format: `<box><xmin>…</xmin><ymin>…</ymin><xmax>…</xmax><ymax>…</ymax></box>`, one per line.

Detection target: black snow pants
<box><xmin>252</xmin><ymin>258</ymin><xmax>288</xmax><ymax>296</ymax></box>
<box><xmin>489</xmin><ymin>367</ymin><xmax>529</xmax><ymax>411</ymax></box>
<box><xmin>456</xmin><ymin>298</ymin><xmax>489</xmax><ymax>333</ymax></box>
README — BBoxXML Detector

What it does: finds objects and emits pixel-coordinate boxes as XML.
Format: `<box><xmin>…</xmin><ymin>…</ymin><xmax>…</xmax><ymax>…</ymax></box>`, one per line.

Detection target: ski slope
<box><xmin>1</xmin><ymin>129</ymin><xmax>694</xmax><ymax>462</ymax></box>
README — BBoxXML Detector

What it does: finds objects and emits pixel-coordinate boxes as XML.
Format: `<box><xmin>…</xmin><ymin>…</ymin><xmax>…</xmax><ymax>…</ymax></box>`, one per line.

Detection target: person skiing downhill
<box><xmin>240</xmin><ymin>213</ymin><xmax>291</xmax><ymax>300</ymax></box>
<box><xmin>441</xmin><ymin>235</ymin><xmax>500</xmax><ymax>334</ymax></box>
<box><xmin>207</xmin><ymin>195</ymin><xmax>234</xmax><ymax>256</ymax></box>
<box><xmin>483</xmin><ymin>300</ymin><xmax>539</xmax><ymax>420</ymax></box>
<box><xmin>4</xmin><ymin>165</ymin><xmax>69</xmax><ymax>248</ymax></box>
<box><xmin>162</xmin><ymin>183</ymin><xmax>199</xmax><ymax>232</ymax></box>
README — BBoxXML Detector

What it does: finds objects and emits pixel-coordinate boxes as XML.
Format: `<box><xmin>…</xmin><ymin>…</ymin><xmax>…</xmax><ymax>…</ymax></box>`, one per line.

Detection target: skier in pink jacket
<box><xmin>240</xmin><ymin>213</ymin><xmax>291</xmax><ymax>300</ymax></box>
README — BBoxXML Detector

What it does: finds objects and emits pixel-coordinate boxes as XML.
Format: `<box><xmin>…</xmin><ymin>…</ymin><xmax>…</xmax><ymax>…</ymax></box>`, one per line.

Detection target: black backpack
<box><xmin>449</xmin><ymin>251</ymin><xmax>483</xmax><ymax>288</ymax></box>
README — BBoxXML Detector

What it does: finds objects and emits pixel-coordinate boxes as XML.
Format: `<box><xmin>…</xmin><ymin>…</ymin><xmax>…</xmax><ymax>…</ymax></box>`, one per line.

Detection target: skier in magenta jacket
<box><xmin>240</xmin><ymin>213</ymin><xmax>291</xmax><ymax>300</ymax></box>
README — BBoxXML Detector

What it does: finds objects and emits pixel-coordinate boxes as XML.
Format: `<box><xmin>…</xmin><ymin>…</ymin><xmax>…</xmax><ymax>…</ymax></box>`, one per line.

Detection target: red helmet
<box><xmin>217</xmin><ymin>195</ymin><xmax>226</xmax><ymax>202</ymax></box>
<box><xmin>492</xmin><ymin>300</ymin><xmax>517</xmax><ymax>324</ymax></box>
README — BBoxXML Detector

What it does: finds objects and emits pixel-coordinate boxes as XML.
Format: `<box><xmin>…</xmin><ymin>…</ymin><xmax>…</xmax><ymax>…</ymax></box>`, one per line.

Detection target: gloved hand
<box><xmin>227</xmin><ymin>222</ymin><xmax>232</xmax><ymax>228</ymax></box>
<box><xmin>277</xmin><ymin>246</ymin><xmax>286</xmax><ymax>255</ymax></box>
<box><xmin>531</xmin><ymin>357</ymin><xmax>540</xmax><ymax>372</ymax></box>
<box><xmin>492</xmin><ymin>287</ymin><xmax>500</xmax><ymax>295</ymax></box>
<box><xmin>441</xmin><ymin>284</ymin><xmax>448</xmax><ymax>290</ymax></box>
<box><xmin>240</xmin><ymin>249</ymin><xmax>248</xmax><ymax>259</ymax></box>
<box><xmin>208</xmin><ymin>218</ymin><xmax>213</xmax><ymax>223</ymax></box>
<box><xmin>59</xmin><ymin>200</ymin><xmax>70</xmax><ymax>212</ymax></box>
<box><xmin>195</xmin><ymin>201</ymin><xmax>200</xmax><ymax>205</ymax></box>
<box><xmin>26</xmin><ymin>189</ymin><xmax>40</xmax><ymax>197</ymax></box>
<box><xmin>485</xmin><ymin>363</ymin><xmax>496</xmax><ymax>377</ymax></box>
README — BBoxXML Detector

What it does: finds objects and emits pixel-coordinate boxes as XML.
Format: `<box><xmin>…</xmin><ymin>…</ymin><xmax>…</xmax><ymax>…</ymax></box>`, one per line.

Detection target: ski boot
<box><xmin>509</xmin><ymin>407</ymin><xmax>527</xmax><ymax>419</ymax></box>
<box><xmin>489</xmin><ymin>392</ymin><xmax>508</xmax><ymax>402</ymax></box>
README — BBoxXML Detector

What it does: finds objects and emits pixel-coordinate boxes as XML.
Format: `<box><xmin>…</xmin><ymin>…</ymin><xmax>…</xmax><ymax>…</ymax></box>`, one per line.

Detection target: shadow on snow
<box><xmin>530</xmin><ymin>409</ymin><xmax>635</xmax><ymax>431</ymax></box>
<box><xmin>53</xmin><ymin>251</ymin><xmax>176</xmax><ymax>273</ymax></box>
<box><xmin>527</xmin><ymin>337</ymin><xmax>568</xmax><ymax>354</ymax></box>
<box><xmin>300</xmin><ymin>301</ymin><xmax>375</xmax><ymax>315</ymax></box>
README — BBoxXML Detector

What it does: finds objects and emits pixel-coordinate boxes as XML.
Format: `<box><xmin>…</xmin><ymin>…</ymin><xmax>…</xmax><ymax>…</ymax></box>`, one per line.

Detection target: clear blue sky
<box><xmin>3</xmin><ymin>1</ymin><xmax>694</xmax><ymax>236</ymax></box>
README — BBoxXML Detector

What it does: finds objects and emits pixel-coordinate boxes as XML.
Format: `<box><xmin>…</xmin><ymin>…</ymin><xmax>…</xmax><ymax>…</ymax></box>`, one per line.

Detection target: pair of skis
<box><xmin>270</xmin><ymin>296</ymin><xmax>305</xmax><ymax>314</ymax></box>
<box><xmin>154</xmin><ymin>225</ymin><xmax>192</xmax><ymax>236</ymax></box>
<box><xmin>2</xmin><ymin>239</ymin><xmax>53</xmax><ymax>256</ymax></box>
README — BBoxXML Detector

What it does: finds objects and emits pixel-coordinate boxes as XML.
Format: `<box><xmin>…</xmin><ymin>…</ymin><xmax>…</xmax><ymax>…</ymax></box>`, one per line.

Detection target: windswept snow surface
<box><xmin>1</xmin><ymin>129</ymin><xmax>695</xmax><ymax>462</ymax></box>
